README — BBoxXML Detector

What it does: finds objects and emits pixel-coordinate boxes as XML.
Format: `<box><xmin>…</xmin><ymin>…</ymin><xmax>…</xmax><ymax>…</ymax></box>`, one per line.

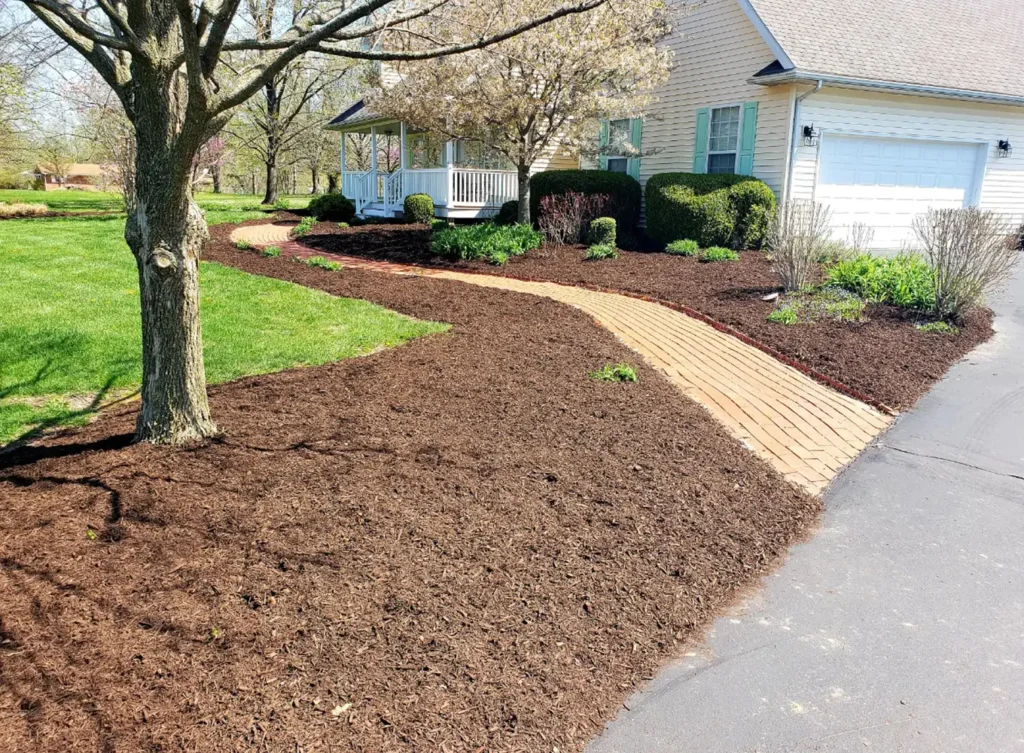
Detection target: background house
<box><xmin>618</xmin><ymin>0</ymin><xmax>1024</xmax><ymax>249</ymax></box>
<box><xmin>33</xmin><ymin>162</ymin><xmax>116</xmax><ymax>192</ymax></box>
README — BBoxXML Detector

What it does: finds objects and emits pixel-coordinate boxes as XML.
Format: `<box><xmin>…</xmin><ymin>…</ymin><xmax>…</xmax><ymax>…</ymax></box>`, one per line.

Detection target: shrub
<box><xmin>645</xmin><ymin>173</ymin><xmax>777</xmax><ymax>249</ymax></box>
<box><xmin>494</xmin><ymin>200</ymin><xmax>519</xmax><ymax>226</ymax></box>
<box><xmin>234</xmin><ymin>239</ymin><xmax>253</xmax><ymax>250</ymax></box>
<box><xmin>292</xmin><ymin>216</ymin><xmax>316</xmax><ymax>237</ymax></box>
<box><xmin>913</xmin><ymin>207</ymin><xmax>1020</xmax><ymax>321</ymax></box>
<box><xmin>588</xmin><ymin>217</ymin><xmax>617</xmax><ymax>247</ymax></box>
<box><xmin>666</xmin><ymin>239</ymin><xmax>699</xmax><ymax>256</ymax></box>
<box><xmin>767</xmin><ymin>200</ymin><xmax>834</xmax><ymax>291</ymax></box>
<box><xmin>531</xmin><ymin>170</ymin><xmax>642</xmax><ymax>231</ymax></box>
<box><xmin>700</xmin><ymin>246</ymin><xmax>739</xmax><ymax>262</ymax></box>
<box><xmin>403</xmin><ymin>193</ymin><xmax>434</xmax><ymax>224</ymax></box>
<box><xmin>0</xmin><ymin>202</ymin><xmax>48</xmax><ymax>218</ymax></box>
<box><xmin>585</xmin><ymin>244</ymin><xmax>619</xmax><ymax>261</ymax></box>
<box><xmin>431</xmin><ymin>223</ymin><xmax>543</xmax><ymax>265</ymax></box>
<box><xmin>538</xmin><ymin>192</ymin><xmax>615</xmax><ymax>244</ymax></box>
<box><xmin>827</xmin><ymin>253</ymin><xmax>935</xmax><ymax>310</ymax></box>
<box><xmin>590</xmin><ymin>363</ymin><xmax>638</xmax><ymax>383</ymax></box>
<box><xmin>308</xmin><ymin>192</ymin><xmax>355</xmax><ymax>223</ymax></box>
<box><xmin>262</xmin><ymin>246</ymin><xmax>281</xmax><ymax>257</ymax></box>
<box><xmin>305</xmin><ymin>255</ymin><xmax>342</xmax><ymax>271</ymax></box>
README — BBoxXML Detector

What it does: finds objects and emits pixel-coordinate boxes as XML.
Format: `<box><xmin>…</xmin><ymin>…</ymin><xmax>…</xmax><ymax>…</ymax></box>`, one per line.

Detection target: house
<box><xmin>325</xmin><ymin>101</ymin><xmax>577</xmax><ymax>219</ymax></box>
<box><xmin>617</xmin><ymin>0</ymin><xmax>1024</xmax><ymax>249</ymax></box>
<box><xmin>33</xmin><ymin>163</ymin><xmax>114</xmax><ymax>192</ymax></box>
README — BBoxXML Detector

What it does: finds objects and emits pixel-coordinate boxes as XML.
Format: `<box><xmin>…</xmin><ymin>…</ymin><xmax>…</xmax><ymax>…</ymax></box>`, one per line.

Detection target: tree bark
<box><xmin>327</xmin><ymin>172</ymin><xmax>339</xmax><ymax>193</ymax></box>
<box><xmin>261</xmin><ymin>80</ymin><xmax>281</xmax><ymax>205</ymax></box>
<box><xmin>516</xmin><ymin>164</ymin><xmax>531</xmax><ymax>224</ymax></box>
<box><xmin>124</xmin><ymin>69</ymin><xmax>216</xmax><ymax>445</ymax></box>
<box><xmin>264</xmin><ymin>155</ymin><xmax>278</xmax><ymax>204</ymax></box>
<box><xmin>212</xmin><ymin>165</ymin><xmax>221</xmax><ymax>194</ymax></box>
<box><xmin>310</xmin><ymin>166</ymin><xmax>319</xmax><ymax>194</ymax></box>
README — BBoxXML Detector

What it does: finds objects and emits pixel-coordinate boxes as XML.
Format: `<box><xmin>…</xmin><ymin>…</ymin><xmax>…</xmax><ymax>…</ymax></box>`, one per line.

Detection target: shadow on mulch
<box><xmin>0</xmin><ymin>224</ymin><xmax>818</xmax><ymax>753</ymax></box>
<box><xmin>298</xmin><ymin>220</ymin><xmax>994</xmax><ymax>411</ymax></box>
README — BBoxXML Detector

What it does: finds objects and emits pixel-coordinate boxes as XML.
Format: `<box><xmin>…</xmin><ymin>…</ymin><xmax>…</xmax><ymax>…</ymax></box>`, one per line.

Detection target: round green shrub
<box><xmin>308</xmin><ymin>192</ymin><xmax>356</xmax><ymax>223</ymax></box>
<box><xmin>530</xmin><ymin>170</ymin><xmax>642</xmax><ymax>231</ymax></box>
<box><xmin>645</xmin><ymin>173</ymin><xmax>776</xmax><ymax>249</ymax></box>
<box><xmin>494</xmin><ymin>200</ymin><xmax>519</xmax><ymax>226</ymax></box>
<box><xmin>403</xmin><ymin>193</ymin><xmax>434</xmax><ymax>224</ymax></box>
<box><xmin>588</xmin><ymin>217</ymin><xmax>617</xmax><ymax>247</ymax></box>
<box><xmin>666</xmin><ymin>239</ymin><xmax>699</xmax><ymax>256</ymax></box>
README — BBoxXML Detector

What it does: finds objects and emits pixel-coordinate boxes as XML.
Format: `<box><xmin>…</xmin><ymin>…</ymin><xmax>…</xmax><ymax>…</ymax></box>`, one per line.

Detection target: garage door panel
<box><xmin>817</xmin><ymin>135</ymin><xmax>983</xmax><ymax>250</ymax></box>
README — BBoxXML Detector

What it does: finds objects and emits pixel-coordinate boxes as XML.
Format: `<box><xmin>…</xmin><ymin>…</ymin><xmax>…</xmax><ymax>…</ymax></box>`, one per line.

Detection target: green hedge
<box><xmin>403</xmin><ymin>193</ymin><xmax>434</xmax><ymax>224</ymax></box>
<box><xmin>645</xmin><ymin>173</ymin><xmax>776</xmax><ymax>249</ymax></box>
<box><xmin>530</xmin><ymin>170</ymin><xmax>642</xmax><ymax>230</ymax></box>
<box><xmin>494</xmin><ymin>200</ymin><xmax>519</xmax><ymax>226</ymax></box>
<box><xmin>308</xmin><ymin>192</ymin><xmax>356</xmax><ymax>223</ymax></box>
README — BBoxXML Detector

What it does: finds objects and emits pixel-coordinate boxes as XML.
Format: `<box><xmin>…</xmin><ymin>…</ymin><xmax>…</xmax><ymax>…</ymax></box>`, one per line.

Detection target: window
<box><xmin>454</xmin><ymin>140</ymin><xmax>513</xmax><ymax>170</ymax></box>
<box><xmin>606</xmin><ymin>118</ymin><xmax>631</xmax><ymax>173</ymax></box>
<box><xmin>707</xmin><ymin>106</ymin><xmax>741</xmax><ymax>174</ymax></box>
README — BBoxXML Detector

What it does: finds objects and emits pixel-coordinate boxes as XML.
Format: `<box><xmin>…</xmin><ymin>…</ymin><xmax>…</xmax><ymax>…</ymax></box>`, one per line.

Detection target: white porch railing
<box><xmin>341</xmin><ymin>166</ymin><xmax>518</xmax><ymax>217</ymax></box>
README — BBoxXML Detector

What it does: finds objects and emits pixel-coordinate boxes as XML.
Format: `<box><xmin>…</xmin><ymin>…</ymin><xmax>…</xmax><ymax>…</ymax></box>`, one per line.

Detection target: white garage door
<box><xmin>817</xmin><ymin>135</ymin><xmax>985</xmax><ymax>250</ymax></box>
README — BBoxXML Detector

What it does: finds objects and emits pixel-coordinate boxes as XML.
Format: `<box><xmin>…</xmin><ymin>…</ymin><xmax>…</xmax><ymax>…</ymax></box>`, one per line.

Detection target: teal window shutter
<box><xmin>627</xmin><ymin>118</ymin><xmax>643</xmax><ymax>180</ymax></box>
<box><xmin>693</xmin><ymin>108</ymin><xmax>710</xmax><ymax>173</ymax></box>
<box><xmin>598</xmin><ymin>120</ymin><xmax>609</xmax><ymax>170</ymax></box>
<box><xmin>737</xmin><ymin>101</ymin><xmax>759</xmax><ymax>176</ymax></box>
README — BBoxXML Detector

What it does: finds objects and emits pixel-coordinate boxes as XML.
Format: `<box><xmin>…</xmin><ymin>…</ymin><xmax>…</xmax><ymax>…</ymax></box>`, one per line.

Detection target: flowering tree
<box><xmin>16</xmin><ymin>0</ymin><xmax>609</xmax><ymax>444</ymax></box>
<box><xmin>370</xmin><ymin>0</ymin><xmax>676</xmax><ymax>223</ymax></box>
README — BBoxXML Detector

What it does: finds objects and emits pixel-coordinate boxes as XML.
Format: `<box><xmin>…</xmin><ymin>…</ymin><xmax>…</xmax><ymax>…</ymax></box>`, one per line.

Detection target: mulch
<box><xmin>299</xmin><ymin>220</ymin><xmax>994</xmax><ymax>411</ymax></box>
<box><xmin>0</xmin><ymin>222</ymin><xmax>819</xmax><ymax>753</ymax></box>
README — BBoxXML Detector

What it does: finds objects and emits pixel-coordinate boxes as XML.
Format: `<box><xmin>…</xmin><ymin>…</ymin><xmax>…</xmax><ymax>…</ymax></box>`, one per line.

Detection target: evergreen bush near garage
<box><xmin>403</xmin><ymin>193</ymin><xmax>435</xmax><ymax>224</ymax></box>
<box><xmin>645</xmin><ymin>173</ymin><xmax>776</xmax><ymax>249</ymax></box>
<box><xmin>588</xmin><ymin>217</ymin><xmax>617</xmax><ymax>247</ymax></box>
<box><xmin>308</xmin><ymin>192</ymin><xmax>356</xmax><ymax>223</ymax></box>
<box><xmin>531</xmin><ymin>170</ymin><xmax>642</xmax><ymax>230</ymax></box>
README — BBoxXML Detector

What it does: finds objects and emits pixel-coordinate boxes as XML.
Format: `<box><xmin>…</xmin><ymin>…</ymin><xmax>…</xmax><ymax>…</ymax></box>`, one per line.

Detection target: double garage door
<box><xmin>816</xmin><ymin>135</ymin><xmax>985</xmax><ymax>250</ymax></box>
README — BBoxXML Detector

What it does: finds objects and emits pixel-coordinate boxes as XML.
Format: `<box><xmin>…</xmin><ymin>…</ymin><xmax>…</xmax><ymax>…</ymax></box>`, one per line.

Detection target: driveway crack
<box><xmin>878</xmin><ymin>443</ymin><xmax>1024</xmax><ymax>483</ymax></box>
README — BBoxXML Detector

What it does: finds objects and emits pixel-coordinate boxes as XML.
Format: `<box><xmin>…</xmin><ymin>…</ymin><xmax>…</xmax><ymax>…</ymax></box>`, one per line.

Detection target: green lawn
<box><xmin>0</xmin><ymin>215</ymin><xmax>447</xmax><ymax>444</ymax></box>
<box><xmin>0</xmin><ymin>189</ymin><xmax>311</xmax><ymax>214</ymax></box>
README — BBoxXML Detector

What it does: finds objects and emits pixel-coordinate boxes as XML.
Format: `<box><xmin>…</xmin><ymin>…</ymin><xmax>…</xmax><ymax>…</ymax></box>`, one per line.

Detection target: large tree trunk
<box><xmin>310</xmin><ymin>166</ymin><xmax>319</xmax><ymax>194</ymax></box>
<box><xmin>212</xmin><ymin>165</ymin><xmax>221</xmax><ymax>194</ymax></box>
<box><xmin>125</xmin><ymin>76</ymin><xmax>216</xmax><ymax>445</ymax></box>
<box><xmin>263</xmin><ymin>154</ymin><xmax>278</xmax><ymax>204</ymax></box>
<box><xmin>261</xmin><ymin>80</ymin><xmax>281</xmax><ymax>205</ymax></box>
<box><xmin>516</xmin><ymin>164</ymin><xmax>531</xmax><ymax>225</ymax></box>
<box><xmin>327</xmin><ymin>172</ymin><xmax>339</xmax><ymax>193</ymax></box>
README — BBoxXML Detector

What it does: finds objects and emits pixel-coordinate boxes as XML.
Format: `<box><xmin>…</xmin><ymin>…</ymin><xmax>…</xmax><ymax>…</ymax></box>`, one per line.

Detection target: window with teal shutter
<box><xmin>598</xmin><ymin>120</ymin><xmax>610</xmax><ymax>170</ymax></box>
<box><xmin>737</xmin><ymin>101</ymin><xmax>759</xmax><ymax>176</ymax></box>
<box><xmin>693</xmin><ymin>108</ymin><xmax>710</xmax><ymax>173</ymax></box>
<box><xmin>627</xmin><ymin>118</ymin><xmax>643</xmax><ymax>180</ymax></box>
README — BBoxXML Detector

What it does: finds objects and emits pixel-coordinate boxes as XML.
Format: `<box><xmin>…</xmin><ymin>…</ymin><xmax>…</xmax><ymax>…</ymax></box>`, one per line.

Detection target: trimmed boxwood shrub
<box><xmin>588</xmin><ymin>217</ymin><xmax>617</xmax><ymax>247</ymax></box>
<box><xmin>308</xmin><ymin>192</ymin><xmax>356</xmax><ymax>223</ymax></box>
<box><xmin>494</xmin><ymin>200</ymin><xmax>519</xmax><ymax>226</ymax></box>
<box><xmin>531</xmin><ymin>170</ymin><xmax>642</xmax><ymax>231</ymax></box>
<box><xmin>403</xmin><ymin>193</ymin><xmax>434</xmax><ymax>224</ymax></box>
<box><xmin>645</xmin><ymin>173</ymin><xmax>776</xmax><ymax>249</ymax></box>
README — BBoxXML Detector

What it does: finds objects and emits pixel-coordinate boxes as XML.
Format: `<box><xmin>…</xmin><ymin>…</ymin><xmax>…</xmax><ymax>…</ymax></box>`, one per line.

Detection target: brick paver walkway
<box><xmin>231</xmin><ymin>223</ymin><xmax>892</xmax><ymax>494</ymax></box>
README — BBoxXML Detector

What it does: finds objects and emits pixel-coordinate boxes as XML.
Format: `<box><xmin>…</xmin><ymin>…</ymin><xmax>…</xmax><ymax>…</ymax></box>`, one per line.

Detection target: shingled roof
<box><xmin>746</xmin><ymin>0</ymin><xmax>1024</xmax><ymax>101</ymax></box>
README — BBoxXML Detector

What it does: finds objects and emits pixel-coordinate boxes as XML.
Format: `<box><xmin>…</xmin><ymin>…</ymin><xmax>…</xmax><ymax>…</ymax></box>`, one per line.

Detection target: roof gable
<box><xmin>746</xmin><ymin>0</ymin><xmax>1024</xmax><ymax>100</ymax></box>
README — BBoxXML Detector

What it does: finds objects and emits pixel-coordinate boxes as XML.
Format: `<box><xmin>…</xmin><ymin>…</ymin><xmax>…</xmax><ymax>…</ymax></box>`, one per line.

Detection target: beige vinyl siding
<box><xmin>791</xmin><ymin>87</ymin><xmax>1024</xmax><ymax>219</ymax></box>
<box><xmin>531</xmin><ymin>142</ymin><xmax>580</xmax><ymax>174</ymax></box>
<box><xmin>639</xmin><ymin>0</ymin><xmax>793</xmax><ymax>196</ymax></box>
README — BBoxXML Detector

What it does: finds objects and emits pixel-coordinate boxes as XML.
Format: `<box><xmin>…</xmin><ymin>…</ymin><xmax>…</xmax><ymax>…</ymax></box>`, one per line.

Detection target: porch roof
<box><xmin>325</xmin><ymin>99</ymin><xmax>398</xmax><ymax>132</ymax></box>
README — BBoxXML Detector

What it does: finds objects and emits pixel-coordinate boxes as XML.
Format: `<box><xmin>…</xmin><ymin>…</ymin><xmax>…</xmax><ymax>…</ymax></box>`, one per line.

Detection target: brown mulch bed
<box><xmin>0</xmin><ymin>224</ymin><xmax>818</xmax><ymax>753</ymax></box>
<box><xmin>299</xmin><ymin>221</ymin><xmax>993</xmax><ymax>411</ymax></box>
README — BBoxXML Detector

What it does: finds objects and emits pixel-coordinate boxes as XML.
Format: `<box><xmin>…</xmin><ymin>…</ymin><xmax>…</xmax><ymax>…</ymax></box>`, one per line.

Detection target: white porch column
<box><xmin>399</xmin><ymin>122</ymin><xmax>407</xmax><ymax>171</ymax></box>
<box><xmin>339</xmin><ymin>133</ymin><xmax>346</xmax><ymax>190</ymax></box>
<box><xmin>445</xmin><ymin>139</ymin><xmax>455</xmax><ymax>209</ymax></box>
<box><xmin>370</xmin><ymin>126</ymin><xmax>378</xmax><ymax>200</ymax></box>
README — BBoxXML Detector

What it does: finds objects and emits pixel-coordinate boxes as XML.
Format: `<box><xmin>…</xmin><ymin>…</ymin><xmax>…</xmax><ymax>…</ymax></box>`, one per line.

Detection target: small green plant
<box><xmin>666</xmin><ymin>239</ymin><xmax>699</xmax><ymax>256</ymax></box>
<box><xmin>337</xmin><ymin>222</ymin><xmax>350</xmax><ymax>229</ymax></box>
<box><xmin>916</xmin><ymin>320</ymin><xmax>960</xmax><ymax>335</ymax></box>
<box><xmin>700</xmin><ymin>246</ymin><xmax>739</xmax><ymax>262</ymax></box>
<box><xmin>305</xmin><ymin>255</ymin><xmax>342</xmax><ymax>271</ymax></box>
<box><xmin>261</xmin><ymin>245</ymin><xmax>281</xmax><ymax>257</ymax></box>
<box><xmin>590</xmin><ymin>363</ymin><xmax>638</xmax><ymax>383</ymax></box>
<box><xmin>85</xmin><ymin>528</ymin><xmax>98</xmax><ymax>541</ymax></box>
<box><xmin>273</xmin><ymin>198</ymin><xmax>290</xmax><ymax>211</ymax></box>
<box><xmin>292</xmin><ymin>217</ymin><xmax>316</xmax><ymax>237</ymax></box>
<box><xmin>234</xmin><ymin>239</ymin><xmax>253</xmax><ymax>250</ymax></box>
<box><xmin>431</xmin><ymin>222</ymin><xmax>542</xmax><ymax>265</ymax></box>
<box><xmin>767</xmin><ymin>307</ymin><xmax>798</xmax><ymax>325</ymax></box>
<box><xmin>585</xmin><ymin>244</ymin><xmax>619</xmax><ymax>261</ymax></box>
<box><xmin>403</xmin><ymin>193</ymin><xmax>435</xmax><ymax>224</ymax></box>
<box><xmin>588</xmin><ymin>216</ymin><xmax>617</xmax><ymax>247</ymax></box>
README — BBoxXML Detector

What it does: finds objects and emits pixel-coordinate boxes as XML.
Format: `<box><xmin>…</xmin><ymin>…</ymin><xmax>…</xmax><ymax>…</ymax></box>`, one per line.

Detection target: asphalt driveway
<box><xmin>588</xmin><ymin>268</ymin><xmax>1024</xmax><ymax>753</ymax></box>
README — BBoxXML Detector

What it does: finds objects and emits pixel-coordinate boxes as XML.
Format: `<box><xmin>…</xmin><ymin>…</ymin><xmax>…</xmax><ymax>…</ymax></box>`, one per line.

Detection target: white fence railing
<box><xmin>341</xmin><ymin>167</ymin><xmax>518</xmax><ymax>216</ymax></box>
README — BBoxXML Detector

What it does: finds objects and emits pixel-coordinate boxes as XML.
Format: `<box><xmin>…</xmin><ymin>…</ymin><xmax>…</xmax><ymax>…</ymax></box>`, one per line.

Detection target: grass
<box><xmin>0</xmin><ymin>189</ymin><xmax>311</xmax><ymax>214</ymax></box>
<box><xmin>0</xmin><ymin>215</ymin><xmax>447</xmax><ymax>445</ymax></box>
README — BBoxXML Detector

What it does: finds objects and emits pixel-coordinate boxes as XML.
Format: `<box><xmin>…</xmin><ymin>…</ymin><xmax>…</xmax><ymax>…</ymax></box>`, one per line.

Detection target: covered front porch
<box><xmin>327</xmin><ymin>101</ymin><xmax>519</xmax><ymax>219</ymax></box>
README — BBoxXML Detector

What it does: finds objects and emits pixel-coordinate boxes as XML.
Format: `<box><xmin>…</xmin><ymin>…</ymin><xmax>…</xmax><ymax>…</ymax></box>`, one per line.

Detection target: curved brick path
<box><xmin>230</xmin><ymin>223</ymin><xmax>892</xmax><ymax>494</ymax></box>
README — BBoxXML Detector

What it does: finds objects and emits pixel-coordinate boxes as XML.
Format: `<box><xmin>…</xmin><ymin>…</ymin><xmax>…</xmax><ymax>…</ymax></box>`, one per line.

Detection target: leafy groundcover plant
<box><xmin>665</xmin><ymin>239</ymin><xmax>699</xmax><ymax>256</ymax></box>
<box><xmin>431</xmin><ymin>223</ymin><xmax>543</xmax><ymax>265</ymax></box>
<box><xmin>589</xmin><ymin>363</ymin><xmax>638</xmax><ymax>382</ymax></box>
<box><xmin>767</xmin><ymin>287</ymin><xmax>867</xmax><ymax>325</ymax></box>
<box><xmin>699</xmin><ymin>246</ymin><xmax>739</xmax><ymax>262</ymax></box>
<box><xmin>585</xmin><ymin>244</ymin><xmax>619</xmax><ymax>261</ymax></box>
<box><xmin>826</xmin><ymin>254</ymin><xmax>935</xmax><ymax>310</ymax></box>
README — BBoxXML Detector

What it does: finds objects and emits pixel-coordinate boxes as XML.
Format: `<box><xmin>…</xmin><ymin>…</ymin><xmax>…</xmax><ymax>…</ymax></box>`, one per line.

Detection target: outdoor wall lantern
<box><xmin>998</xmin><ymin>139</ymin><xmax>1013</xmax><ymax>158</ymax></box>
<box><xmin>802</xmin><ymin>125</ymin><xmax>820</xmax><ymax>147</ymax></box>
